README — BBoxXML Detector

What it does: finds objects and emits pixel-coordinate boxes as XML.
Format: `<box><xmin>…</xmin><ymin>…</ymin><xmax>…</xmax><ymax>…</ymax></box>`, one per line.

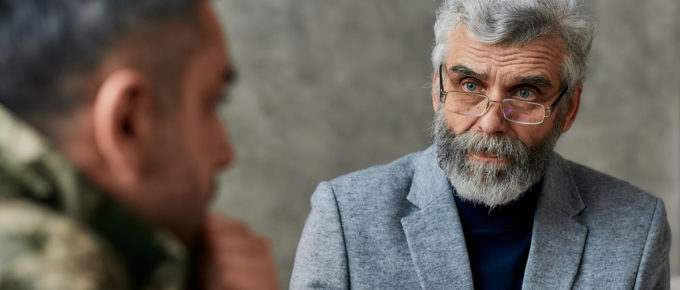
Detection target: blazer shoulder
<box><xmin>565</xmin><ymin>160</ymin><xmax>662</xmax><ymax>223</ymax></box>
<box><xmin>567</xmin><ymin>160</ymin><xmax>657</xmax><ymax>201</ymax></box>
<box><xmin>325</xmin><ymin>150</ymin><xmax>424</xmax><ymax>206</ymax></box>
<box><xmin>563</xmin><ymin>160</ymin><xmax>670</xmax><ymax>287</ymax></box>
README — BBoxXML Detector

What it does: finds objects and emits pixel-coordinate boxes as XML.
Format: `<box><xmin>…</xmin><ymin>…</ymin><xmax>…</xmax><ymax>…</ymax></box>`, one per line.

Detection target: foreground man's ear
<box><xmin>560</xmin><ymin>83</ymin><xmax>582</xmax><ymax>133</ymax></box>
<box><xmin>92</xmin><ymin>69</ymin><xmax>154</xmax><ymax>187</ymax></box>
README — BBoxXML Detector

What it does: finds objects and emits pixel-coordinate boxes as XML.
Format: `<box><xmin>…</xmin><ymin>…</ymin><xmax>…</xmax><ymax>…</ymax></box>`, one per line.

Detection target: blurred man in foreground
<box><xmin>0</xmin><ymin>0</ymin><xmax>277</xmax><ymax>289</ymax></box>
<box><xmin>291</xmin><ymin>0</ymin><xmax>670</xmax><ymax>288</ymax></box>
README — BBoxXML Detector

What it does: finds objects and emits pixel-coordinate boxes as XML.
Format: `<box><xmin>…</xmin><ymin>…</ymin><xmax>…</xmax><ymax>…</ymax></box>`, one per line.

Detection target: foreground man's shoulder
<box><xmin>0</xmin><ymin>200</ymin><xmax>129</xmax><ymax>290</ymax></box>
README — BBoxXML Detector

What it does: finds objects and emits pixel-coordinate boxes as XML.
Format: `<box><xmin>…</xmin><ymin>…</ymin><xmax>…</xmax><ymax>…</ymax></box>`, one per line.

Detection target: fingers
<box><xmin>204</xmin><ymin>213</ymin><xmax>253</xmax><ymax>236</ymax></box>
<box><xmin>208</xmin><ymin>235</ymin><xmax>272</xmax><ymax>256</ymax></box>
<box><xmin>200</xmin><ymin>213</ymin><xmax>279</xmax><ymax>290</ymax></box>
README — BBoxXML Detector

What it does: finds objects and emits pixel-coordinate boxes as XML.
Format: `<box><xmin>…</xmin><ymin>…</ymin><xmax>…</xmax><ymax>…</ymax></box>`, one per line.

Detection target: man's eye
<box><xmin>518</xmin><ymin>89</ymin><xmax>532</xmax><ymax>99</ymax></box>
<box><xmin>219</xmin><ymin>92</ymin><xmax>232</xmax><ymax>107</ymax></box>
<box><xmin>463</xmin><ymin>82</ymin><xmax>478</xmax><ymax>92</ymax></box>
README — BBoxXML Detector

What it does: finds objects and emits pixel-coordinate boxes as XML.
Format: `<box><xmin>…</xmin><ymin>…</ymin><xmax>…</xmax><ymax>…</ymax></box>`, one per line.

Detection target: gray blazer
<box><xmin>290</xmin><ymin>146</ymin><xmax>670</xmax><ymax>289</ymax></box>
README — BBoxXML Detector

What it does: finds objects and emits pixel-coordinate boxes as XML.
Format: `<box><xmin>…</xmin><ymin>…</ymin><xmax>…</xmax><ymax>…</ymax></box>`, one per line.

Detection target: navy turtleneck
<box><xmin>453</xmin><ymin>180</ymin><xmax>542</xmax><ymax>290</ymax></box>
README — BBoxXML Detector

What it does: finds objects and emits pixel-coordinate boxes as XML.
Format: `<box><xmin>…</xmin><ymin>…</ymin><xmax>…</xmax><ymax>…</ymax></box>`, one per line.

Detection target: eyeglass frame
<box><xmin>438</xmin><ymin>64</ymin><xmax>568</xmax><ymax>125</ymax></box>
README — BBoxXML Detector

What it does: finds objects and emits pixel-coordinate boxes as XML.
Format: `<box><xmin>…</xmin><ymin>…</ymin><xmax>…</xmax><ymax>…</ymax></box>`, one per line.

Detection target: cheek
<box><xmin>445</xmin><ymin>112</ymin><xmax>476</xmax><ymax>135</ymax></box>
<box><xmin>512</xmin><ymin>123</ymin><xmax>552</xmax><ymax>148</ymax></box>
<box><xmin>187</xmin><ymin>114</ymin><xmax>211</xmax><ymax>153</ymax></box>
<box><xmin>172</xmin><ymin>108</ymin><xmax>205</xmax><ymax>166</ymax></box>
<box><xmin>192</xmin><ymin>111</ymin><xmax>225</xmax><ymax>161</ymax></box>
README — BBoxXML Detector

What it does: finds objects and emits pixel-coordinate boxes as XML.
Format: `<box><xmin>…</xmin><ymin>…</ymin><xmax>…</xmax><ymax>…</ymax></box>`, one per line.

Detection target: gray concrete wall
<box><xmin>558</xmin><ymin>0</ymin><xmax>680</xmax><ymax>277</ymax></box>
<box><xmin>212</xmin><ymin>0</ymin><xmax>680</xmax><ymax>287</ymax></box>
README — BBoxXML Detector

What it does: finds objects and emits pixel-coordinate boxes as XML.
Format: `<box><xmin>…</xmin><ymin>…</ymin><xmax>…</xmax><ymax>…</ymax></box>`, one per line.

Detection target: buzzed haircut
<box><xmin>0</xmin><ymin>0</ymin><xmax>202</xmax><ymax>138</ymax></box>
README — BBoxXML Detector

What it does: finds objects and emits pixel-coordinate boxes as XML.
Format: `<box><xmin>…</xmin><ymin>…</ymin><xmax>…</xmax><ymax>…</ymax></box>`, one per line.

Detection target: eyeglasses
<box><xmin>439</xmin><ymin>64</ymin><xmax>568</xmax><ymax>125</ymax></box>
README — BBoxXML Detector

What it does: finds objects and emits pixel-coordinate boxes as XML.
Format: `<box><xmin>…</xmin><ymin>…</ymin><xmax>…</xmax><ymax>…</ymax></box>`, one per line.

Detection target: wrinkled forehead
<box><xmin>445</xmin><ymin>25</ymin><xmax>567</xmax><ymax>84</ymax></box>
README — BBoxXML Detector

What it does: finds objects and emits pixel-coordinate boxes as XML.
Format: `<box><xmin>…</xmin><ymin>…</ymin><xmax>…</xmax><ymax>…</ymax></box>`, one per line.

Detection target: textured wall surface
<box><xmin>558</xmin><ymin>0</ymin><xmax>680</xmax><ymax>277</ymax></box>
<box><xmin>211</xmin><ymin>0</ymin><xmax>679</xmax><ymax>287</ymax></box>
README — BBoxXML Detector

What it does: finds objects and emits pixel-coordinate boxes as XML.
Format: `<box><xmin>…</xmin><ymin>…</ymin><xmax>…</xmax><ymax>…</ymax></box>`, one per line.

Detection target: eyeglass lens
<box><xmin>444</xmin><ymin>92</ymin><xmax>545</xmax><ymax>124</ymax></box>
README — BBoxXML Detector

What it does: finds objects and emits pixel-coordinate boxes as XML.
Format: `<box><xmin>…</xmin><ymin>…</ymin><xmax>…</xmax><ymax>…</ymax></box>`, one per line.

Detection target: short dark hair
<box><xmin>0</xmin><ymin>0</ymin><xmax>201</xmax><ymax>138</ymax></box>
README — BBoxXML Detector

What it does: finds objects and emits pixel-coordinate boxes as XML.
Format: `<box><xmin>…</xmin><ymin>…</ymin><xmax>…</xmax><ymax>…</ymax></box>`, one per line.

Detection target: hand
<box><xmin>199</xmin><ymin>213</ymin><xmax>278</xmax><ymax>290</ymax></box>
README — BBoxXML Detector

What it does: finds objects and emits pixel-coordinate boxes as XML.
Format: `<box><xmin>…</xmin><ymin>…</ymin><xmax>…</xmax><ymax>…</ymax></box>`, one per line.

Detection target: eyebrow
<box><xmin>223</xmin><ymin>67</ymin><xmax>238</xmax><ymax>84</ymax></box>
<box><xmin>450</xmin><ymin>64</ymin><xmax>555</xmax><ymax>89</ymax></box>
<box><xmin>215</xmin><ymin>67</ymin><xmax>237</xmax><ymax>105</ymax></box>
<box><xmin>449</xmin><ymin>64</ymin><xmax>487</xmax><ymax>80</ymax></box>
<box><xmin>515</xmin><ymin>75</ymin><xmax>554</xmax><ymax>89</ymax></box>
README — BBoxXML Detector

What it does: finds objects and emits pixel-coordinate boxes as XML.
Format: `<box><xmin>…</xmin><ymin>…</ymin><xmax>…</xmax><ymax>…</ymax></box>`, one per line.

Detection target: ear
<box><xmin>92</xmin><ymin>69</ymin><xmax>154</xmax><ymax>187</ymax></box>
<box><xmin>560</xmin><ymin>83</ymin><xmax>582</xmax><ymax>133</ymax></box>
<box><xmin>431</xmin><ymin>71</ymin><xmax>440</xmax><ymax>112</ymax></box>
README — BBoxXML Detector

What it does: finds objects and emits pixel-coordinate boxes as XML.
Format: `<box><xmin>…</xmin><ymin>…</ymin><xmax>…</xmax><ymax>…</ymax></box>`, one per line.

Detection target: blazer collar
<box><xmin>405</xmin><ymin>145</ymin><xmax>450</xmax><ymax>210</ymax></box>
<box><xmin>401</xmin><ymin>146</ymin><xmax>474</xmax><ymax>289</ymax></box>
<box><xmin>402</xmin><ymin>146</ymin><xmax>587</xmax><ymax>289</ymax></box>
<box><xmin>522</xmin><ymin>153</ymin><xmax>587</xmax><ymax>289</ymax></box>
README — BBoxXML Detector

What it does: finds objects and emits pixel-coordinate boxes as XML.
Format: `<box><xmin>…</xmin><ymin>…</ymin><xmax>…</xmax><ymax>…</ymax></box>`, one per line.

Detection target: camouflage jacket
<box><xmin>0</xmin><ymin>105</ymin><xmax>189</xmax><ymax>290</ymax></box>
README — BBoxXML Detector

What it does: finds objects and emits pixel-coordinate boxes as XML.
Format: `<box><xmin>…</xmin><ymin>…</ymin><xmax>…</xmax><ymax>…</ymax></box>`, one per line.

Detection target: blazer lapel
<box><xmin>400</xmin><ymin>147</ymin><xmax>474</xmax><ymax>290</ymax></box>
<box><xmin>522</xmin><ymin>153</ymin><xmax>588</xmax><ymax>289</ymax></box>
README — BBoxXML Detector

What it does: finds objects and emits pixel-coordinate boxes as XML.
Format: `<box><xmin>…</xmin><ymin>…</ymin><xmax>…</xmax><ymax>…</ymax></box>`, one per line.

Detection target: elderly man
<box><xmin>0</xmin><ymin>0</ymin><xmax>277</xmax><ymax>289</ymax></box>
<box><xmin>291</xmin><ymin>0</ymin><xmax>670</xmax><ymax>289</ymax></box>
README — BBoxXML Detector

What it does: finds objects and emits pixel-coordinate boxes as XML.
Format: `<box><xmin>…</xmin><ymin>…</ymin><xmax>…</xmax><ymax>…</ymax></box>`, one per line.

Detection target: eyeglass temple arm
<box><xmin>547</xmin><ymin>86</ymin><xmax>569</xmax><ymax>116</ymax></box>
<box><xmin>439</xmin><ymin>64</ymin><xmax>447</xmax><ymax>102</ymax></box>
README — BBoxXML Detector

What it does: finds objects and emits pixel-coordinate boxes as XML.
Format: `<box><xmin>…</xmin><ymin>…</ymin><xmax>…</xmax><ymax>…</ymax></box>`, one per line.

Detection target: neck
<box><xmin>453</xmin><ymin>179</ymin><xmax>543</xmax><ymax>229</ymax></box>
<box><xmin>60</xmin><ymin>119</ymin><xmax>196</xmax><ymax>245</ymax></box>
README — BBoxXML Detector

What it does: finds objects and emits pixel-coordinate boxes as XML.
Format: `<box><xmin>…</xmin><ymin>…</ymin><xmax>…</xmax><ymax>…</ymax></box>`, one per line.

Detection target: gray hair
<box><xmin>431</xmin><ymin>0</ymin><xmax>594</xmax><ymax>91</ymax></box>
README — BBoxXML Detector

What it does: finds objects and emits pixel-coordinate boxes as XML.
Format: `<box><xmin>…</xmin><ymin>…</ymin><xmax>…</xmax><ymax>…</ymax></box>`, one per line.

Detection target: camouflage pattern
<box><xmin>0</xmin><ymin>104</ymin><xmax>189</xmax><ymax>290</ymax></box>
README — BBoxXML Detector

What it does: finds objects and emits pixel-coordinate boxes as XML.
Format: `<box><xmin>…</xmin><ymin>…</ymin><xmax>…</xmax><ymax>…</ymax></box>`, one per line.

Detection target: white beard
<box><xmin>433</xmin><ymin>108</ymin><xmax>562</xmax><ymax>208</ymax></box>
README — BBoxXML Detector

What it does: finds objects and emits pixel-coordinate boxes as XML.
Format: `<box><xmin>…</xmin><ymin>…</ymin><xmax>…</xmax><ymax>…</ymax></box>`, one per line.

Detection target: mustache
<box><xmin>431</xmin><ymin>109</ymin><xmax>527</xmax><ymax>164</ymax></box>
<box><xmin>438</xmin><ymin>131</ymin><xmax>530</xmax><ymax>168</ymax></box>
<box><xmin>453</xmin><ymin>133</ymin><xmax>528</xmax><ymax>160</ymax></box>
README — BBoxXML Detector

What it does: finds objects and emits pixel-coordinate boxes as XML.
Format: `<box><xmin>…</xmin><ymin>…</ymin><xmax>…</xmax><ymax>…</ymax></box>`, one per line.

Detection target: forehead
<box><xmin>181</xmin><ymin>1</ymin><xmax>231</xmax><ymax>98</ymax></box>
<box><xmin>197</xmin><ymin>1</ymin><xmax>230</xmax><ymax>66</ymax></box>
<box><xmin>445</xmin><ymin>25</ymin><xmax>566</xmax><ymax>84</ymax></box>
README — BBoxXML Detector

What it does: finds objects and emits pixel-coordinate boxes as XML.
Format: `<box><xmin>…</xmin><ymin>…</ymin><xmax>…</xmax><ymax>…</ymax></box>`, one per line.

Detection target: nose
<box><xmin>476</xmin><ymin>99</ymin><xmax>509</xmax><ymax>135</ymax></box>
<box><xmin>213</xmin><ymin>122</ymin><xmax>236</xmax><ymax>170</ymax></box>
